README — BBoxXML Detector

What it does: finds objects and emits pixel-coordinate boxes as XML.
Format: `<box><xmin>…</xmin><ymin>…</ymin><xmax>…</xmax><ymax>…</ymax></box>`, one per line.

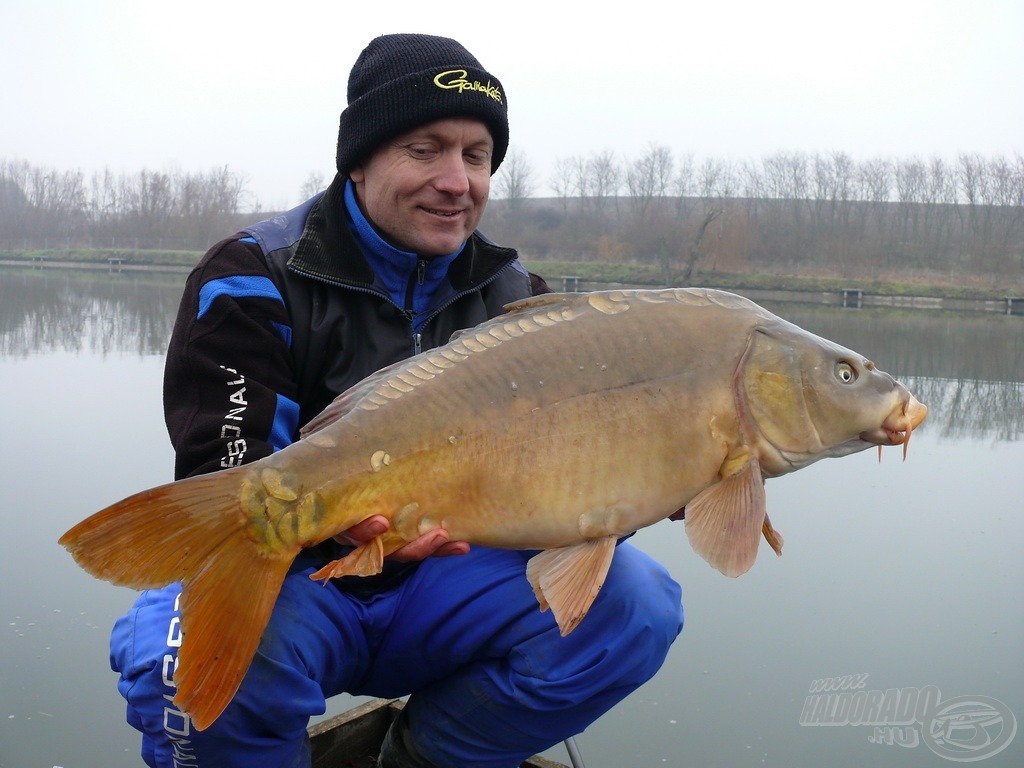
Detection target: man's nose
<box><xmin>433</xmin><ymin>151</ymin><xmax>471</xmax><ymax>195</ymax></box>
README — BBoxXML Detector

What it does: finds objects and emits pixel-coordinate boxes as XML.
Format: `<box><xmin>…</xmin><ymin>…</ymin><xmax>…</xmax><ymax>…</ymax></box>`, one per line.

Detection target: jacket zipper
<box><xmin>415</xmin><ymin>261</ymin><xmax>516</xmax><ymax>344</ymax></box>
<box><xmin>293</xmin><ymin>257</ymin><xmax>518</xmax><ymax>358</ymax></box>
<box><xmin>406</xmin><ymin>259</ymin><xmax>428</xmax><ymax>355</ymax></box>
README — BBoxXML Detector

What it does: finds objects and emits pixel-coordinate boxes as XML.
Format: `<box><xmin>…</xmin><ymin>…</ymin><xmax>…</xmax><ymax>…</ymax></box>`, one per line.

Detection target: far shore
<box><xmin>3</xmin><ymin>249</ymin><xmax>1022</xmax><ymax>316</ymax></box>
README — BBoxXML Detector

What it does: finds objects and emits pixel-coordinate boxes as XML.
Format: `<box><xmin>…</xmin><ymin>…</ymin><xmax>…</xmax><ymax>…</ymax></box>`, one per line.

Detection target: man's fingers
<box><xmin>333</xmin><ymin>515</ymin><xmax>388</xmax><ymax>547</ymax></box>
<box><xmin>332</xmin><ymin>518</ymin><xmax>470</xmax><ymax>562</ymax></box>
<box><xmin>426</xmin><ymin>540</ymin><xmax>471</xmax><ymax>558</ymax></box>
<box><xmin>388</xmin><ymin>530</ymin><xmax>470</xmax><ymax>562</ymax></box>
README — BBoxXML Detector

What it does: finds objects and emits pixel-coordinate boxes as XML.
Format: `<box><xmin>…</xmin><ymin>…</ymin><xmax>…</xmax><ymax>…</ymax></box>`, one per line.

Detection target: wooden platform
<box><xmin>309</xmin><ymin>698</ymin><xmax>568</xmax><ymax>768</ymax></box>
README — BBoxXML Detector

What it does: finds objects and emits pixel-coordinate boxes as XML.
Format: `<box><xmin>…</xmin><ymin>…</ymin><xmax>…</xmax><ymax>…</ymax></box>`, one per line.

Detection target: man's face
<box><xmin>350</xmin><ymin>118</ymin><xmax>493</xmax><ymax>257</ymax></box>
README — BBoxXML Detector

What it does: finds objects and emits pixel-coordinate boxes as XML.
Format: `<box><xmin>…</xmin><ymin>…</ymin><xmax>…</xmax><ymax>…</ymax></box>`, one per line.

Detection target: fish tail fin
<box><xmin>59</xmin><ymin>469</ymin><xmax>298</xmax><ymax>730</ymax></box>
<box><xmin>173</xmin><ymin>532</ymin><xmax>293</xmax><ymax>729</ymax></box>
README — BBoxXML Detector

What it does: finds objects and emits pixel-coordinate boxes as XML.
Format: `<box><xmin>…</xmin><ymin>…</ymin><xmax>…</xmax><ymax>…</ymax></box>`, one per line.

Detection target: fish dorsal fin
<box><xmin>299</xmin><ymin>360</ymin><xmax>406</xmax><ymax>437</ymax></box>
<box><xmin>300</xmin><ymin>346</ymin><xmax>457</xmax><ymax>438</ymax></box>
<box><xmin>526</xmin><ymin>536</ymin><xmax>617</xmax><ymax>636</ymax></box>
<box><xmin>306</xmin><ymin>294</ymin><xmax>589</xmax><ymax>436</ymax></box>
<box><xmin>443</xmin><ymin>293</ymin><xmax>576</xmax><ymax>342</ymax></box>
<box><xmin>502</xmin><ymin>292</ymin><xmax>576</xmax><ymax>314</ymax></box>
<box><xmin>684</xmin><ymin>455</ymin><xmax>767</xmax><ymax>577</ymax></box>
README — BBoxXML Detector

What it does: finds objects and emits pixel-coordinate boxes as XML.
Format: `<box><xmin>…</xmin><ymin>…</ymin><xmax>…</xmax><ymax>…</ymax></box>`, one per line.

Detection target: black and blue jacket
<box><xmin>164</xmin><ymin>173</ymin><xmax>544</xmax><ymax>483</ymax></box>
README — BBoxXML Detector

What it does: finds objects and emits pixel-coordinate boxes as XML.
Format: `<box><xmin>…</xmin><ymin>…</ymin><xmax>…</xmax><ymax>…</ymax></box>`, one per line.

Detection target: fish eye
<box><xmin>835</xmin><ymin>361</ymin><xmax>857</xmax><ymax>384</ymax></box>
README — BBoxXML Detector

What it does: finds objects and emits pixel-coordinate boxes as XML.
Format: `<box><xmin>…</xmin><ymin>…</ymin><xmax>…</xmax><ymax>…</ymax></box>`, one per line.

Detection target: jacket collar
<box><xmin>288</xmin><ymin>173</ymin><xmax>519</xmax><ymax>297</ymax></box>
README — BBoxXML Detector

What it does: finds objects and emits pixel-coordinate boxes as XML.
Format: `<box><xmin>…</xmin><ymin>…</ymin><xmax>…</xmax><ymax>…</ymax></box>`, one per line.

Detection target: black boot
<box><xmin>377</xmin><ymin>708</ymin><xmax>441</xmax><ymax>768</ymax></box>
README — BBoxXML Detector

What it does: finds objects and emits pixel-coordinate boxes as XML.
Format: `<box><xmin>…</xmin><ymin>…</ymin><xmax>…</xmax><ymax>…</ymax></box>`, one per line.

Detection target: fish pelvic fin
<box><xmin>309</xmin><ymin>534</ymin><xmax>388</xmax><ymax>581</ymax></box>
<box><xmin>762</xmin><ymin>512</ymin><xmax>785</xmax><ymax>557</ymax></box>
<box><xmin>58</xmin><ymin>469</ymin><xmax>299</xmax><ymax>730</ymax></box>
<box><xmin>526</xmin><ymin>536</ymin><xmax>617</xmax><ymax>636</ymax></box>
<box><xmin>684</xmin><ymin>455</ymin><xmax>767</xmax><ymax>578</ymax></box>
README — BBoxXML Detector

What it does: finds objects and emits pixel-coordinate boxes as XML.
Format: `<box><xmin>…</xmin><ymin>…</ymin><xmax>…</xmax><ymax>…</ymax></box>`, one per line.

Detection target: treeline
<box><xmin>488</xmin><ymin>147</ymin><xmax>1024</xmax><ymax>288</ymax></box>
<box><xmin>0</xmin><ymin>159</ymin><xmax>251</xmax><ymax>251</ymax></box>
<box><xmin>3</xmin><ymin>149</ymin><xmax>1023</xmax><ymax>289</ymax></box>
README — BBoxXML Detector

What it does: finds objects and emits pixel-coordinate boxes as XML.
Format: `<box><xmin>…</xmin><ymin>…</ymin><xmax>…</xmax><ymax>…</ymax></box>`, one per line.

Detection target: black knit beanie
<box><xmin>336</xmin><ymin>34</ymin><xmax>509</xmax><ymax>176</ymax></box>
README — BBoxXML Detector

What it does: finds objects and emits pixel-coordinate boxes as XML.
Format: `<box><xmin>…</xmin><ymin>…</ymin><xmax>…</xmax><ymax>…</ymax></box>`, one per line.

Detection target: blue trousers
<box><xmin>110</xmin><ymin>543</ymin><xmax>683</xmax><ymax>768</ymax></box>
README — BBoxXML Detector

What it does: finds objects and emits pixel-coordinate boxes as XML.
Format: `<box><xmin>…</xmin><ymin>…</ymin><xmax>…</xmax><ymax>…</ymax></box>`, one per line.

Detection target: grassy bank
<box><xmin>2</xmin><ymin>248</ymin><xmax>1015</xmax><ymax>301</ymax></box>
<box><xmin>0</xmin><ymin>247</ymin><xmax>203</xmax><ymax>268</ymax></box>
<box><xmin>520</xmin><ymin>260</ymin><xmax>1016</xmax><ymax>301</ymax></box>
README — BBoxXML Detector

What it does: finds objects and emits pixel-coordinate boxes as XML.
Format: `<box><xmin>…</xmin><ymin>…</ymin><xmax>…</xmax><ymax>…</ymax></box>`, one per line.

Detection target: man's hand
<box><xmin>333</xmin><ymin>515</ymin><xmax>471</xmax><ymax>562</ymax></box>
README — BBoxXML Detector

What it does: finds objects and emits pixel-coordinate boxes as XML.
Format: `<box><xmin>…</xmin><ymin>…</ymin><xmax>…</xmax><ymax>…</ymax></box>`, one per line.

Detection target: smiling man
<box><xmin>350</xmin><ymin>118</ymin><xmax>494</xmax><ymax>255</ymax></box>
<box><xmin>109</xmin><ymin>33</ymin><xmax>683</xmax><ymax>768</ymax></box>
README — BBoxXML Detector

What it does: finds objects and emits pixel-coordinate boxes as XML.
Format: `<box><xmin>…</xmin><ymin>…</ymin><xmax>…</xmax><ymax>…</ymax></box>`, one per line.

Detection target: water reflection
<box><xmin>772</xmin><ymin>303</ymin><xmax>1024</xmax><ymax>384</ymax></box>
<box><xmin>765</xmin><ymin>303</ymin><xmax>1024</xmax><ymax>442</ymax></box>
<box><xmin>903</xmin><ymin>377</ymin><xmax>1024</xmax><ymax>442</ymax></box>
<box><xmin>2</xmin><ymin>270</ymin><xmax>1021</xmax><ymax>439</ymax></box>
<box><xmin>0</xmin><ymin>268</ymin><xmax>182</xmax><ymax>358</ymax></box>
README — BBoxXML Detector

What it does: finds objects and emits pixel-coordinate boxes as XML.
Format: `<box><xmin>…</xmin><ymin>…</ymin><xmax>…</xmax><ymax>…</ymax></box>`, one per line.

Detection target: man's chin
<box><xmin>416</xmin><ymin>233</ymin><xmax>471</xmax><ymax>257</ymax></box>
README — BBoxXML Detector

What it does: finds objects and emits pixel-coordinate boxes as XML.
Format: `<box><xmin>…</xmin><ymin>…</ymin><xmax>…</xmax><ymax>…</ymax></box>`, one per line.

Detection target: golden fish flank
<box><xmin>59</xmin><ymin>288</ymin><xmax>926</xmax><ymax>731</ymax></box>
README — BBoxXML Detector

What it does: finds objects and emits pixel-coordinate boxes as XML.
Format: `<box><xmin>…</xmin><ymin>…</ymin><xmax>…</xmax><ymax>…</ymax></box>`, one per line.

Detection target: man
<box><xmin>111</xmin><ymin>33</ymin><xmax>683</xmax><ymax>768</ymax></box>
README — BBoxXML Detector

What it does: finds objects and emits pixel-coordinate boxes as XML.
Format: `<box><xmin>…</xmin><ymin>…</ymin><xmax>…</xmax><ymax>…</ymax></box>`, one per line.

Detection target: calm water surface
<box><xmin>1</xmin><ymin>269</ymin><xmax>1021</xmax><ymax>768</ymax></box>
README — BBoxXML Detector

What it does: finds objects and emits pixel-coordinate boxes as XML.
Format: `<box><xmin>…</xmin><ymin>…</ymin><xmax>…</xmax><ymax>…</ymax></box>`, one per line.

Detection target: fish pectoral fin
<box><xmin>525</xmin><ymin>537</ymin><xmax>617</xmax><ymax>637</ymax></box>
<box><xmin>762</xmin><ymin>512</ymin><xmax>784</xmax><ymax>557</ymax></box>
<box><xmin>684</xmin><ymin>456</ymin><xmax>767</xmax><ymax>578</ymax></box>
<box><xmin>309</xmin><ymin>536</ymin><xmax>385</xmax><ymax>581</ymax></box>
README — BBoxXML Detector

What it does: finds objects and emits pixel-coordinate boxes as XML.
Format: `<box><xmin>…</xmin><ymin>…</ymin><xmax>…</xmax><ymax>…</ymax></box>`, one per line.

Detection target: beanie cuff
<box><xmin>336</xmin><ymin>38</ymin><xmax>509</xmax><ymax>176</ymax></box>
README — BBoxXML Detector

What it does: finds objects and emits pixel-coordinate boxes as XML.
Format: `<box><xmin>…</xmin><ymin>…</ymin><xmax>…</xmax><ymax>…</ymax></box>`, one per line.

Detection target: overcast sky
<box><xmin>3</xmin><ymin>0</ymin><xmax>1022</xmax><ymax>210</ymax></box>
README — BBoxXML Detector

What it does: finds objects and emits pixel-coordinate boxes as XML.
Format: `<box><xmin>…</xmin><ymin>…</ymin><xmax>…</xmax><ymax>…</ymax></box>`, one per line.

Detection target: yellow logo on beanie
<box><xmin>433</xmin><ymin>70</ymin><xmax>503</xmax><ymax>104</ymax></box>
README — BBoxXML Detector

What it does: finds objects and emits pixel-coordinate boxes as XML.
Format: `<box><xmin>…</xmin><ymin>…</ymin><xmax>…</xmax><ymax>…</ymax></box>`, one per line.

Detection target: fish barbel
<box><xmin>59</xmin><ymin>288</ymin><xmax>926</xmax><ymax>729</ymax></box>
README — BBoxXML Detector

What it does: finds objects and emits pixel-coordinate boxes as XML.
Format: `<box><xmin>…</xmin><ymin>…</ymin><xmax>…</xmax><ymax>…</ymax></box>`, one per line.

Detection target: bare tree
<box><xmin>549</xmin><ymin>156</ymin><xmax>575</xmax><ymax>212</ymax></box>
<box><xmin>626</xmin><ymin>144</ymin><xmax>674</xmax><ymax>219</ymax></box>
<box><xmin>0</xmin><ymin>159</ymin><xmax>31</xmax><ymax>243</ymax></box>
<box><xmin>696</xmin><ymin>157</ymin><xmax>726</xmax><ymax>198</ymax></box>
<box><xmin>673</xmin><ymin>153</ymin><xmax>696</xmax><ymax>198</ymax></box>
<box><xmin>493</xmin><ymin>146</ymin><xmax>535</xmax><ymax>207</ymax></box>
<box><xmin>550</xmin><ymin>154</ymin><xmax>591</xmax><ymax>198</ymax></box>
<box><xmin>299</xmin><ymin>171</ymin><xmax>327</xmax><ymax>202</ymax></box>
<box><xmin>580</xmin><ymin>150</ymin><xmax>619</xmax><ymax>227</ymax></box>
<box><xmin>587</xmin><ymin>151</ymin><xmax>620</xmax><ymax>198</ymax></box>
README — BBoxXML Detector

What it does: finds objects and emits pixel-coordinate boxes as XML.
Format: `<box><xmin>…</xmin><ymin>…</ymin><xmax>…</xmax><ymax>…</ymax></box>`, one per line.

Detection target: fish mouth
<box><xmin>860</xmin><ymin>395</ymin><xmax>928</xmax><ymax>458</ymax></box>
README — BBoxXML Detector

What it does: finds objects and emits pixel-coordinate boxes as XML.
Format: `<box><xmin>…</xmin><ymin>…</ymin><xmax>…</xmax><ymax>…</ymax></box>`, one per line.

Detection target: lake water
<box><xmin>1</xmin><ymin>268</ymin><xmax>1021</xmax><ymax>768</ymax></box>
